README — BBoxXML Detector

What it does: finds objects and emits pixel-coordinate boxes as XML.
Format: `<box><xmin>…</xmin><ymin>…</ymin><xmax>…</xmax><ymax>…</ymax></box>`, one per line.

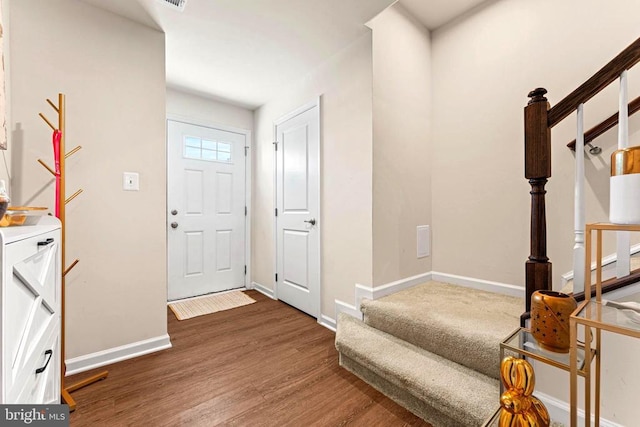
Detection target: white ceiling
<box><xmin>400</xmin><ymin>0</ymin><xmax>489</xmax><ymax>30</ymax></box>
<box><xmin>79</xmin><ymin>0</ymin><xmax>488</xmax><ymax>109</ymax></box>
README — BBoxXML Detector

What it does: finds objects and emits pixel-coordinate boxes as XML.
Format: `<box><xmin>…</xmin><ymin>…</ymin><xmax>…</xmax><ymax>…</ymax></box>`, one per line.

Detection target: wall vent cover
<box><xmin>158</xmin><ymin>0</ymin><xmax>187</xmax><ymax>11</ymax></box>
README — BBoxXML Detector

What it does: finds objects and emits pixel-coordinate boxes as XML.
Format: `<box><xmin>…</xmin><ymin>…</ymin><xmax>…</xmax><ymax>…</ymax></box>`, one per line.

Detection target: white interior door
<box><xmin>275</xmin><ymin>101</ymin><xmax>320</xmax><ymax>318</ymax></box>
<box><xmin>167</xmin><ymin>120</ymin><xmax>247</xmax><ymax>301</ymax></box>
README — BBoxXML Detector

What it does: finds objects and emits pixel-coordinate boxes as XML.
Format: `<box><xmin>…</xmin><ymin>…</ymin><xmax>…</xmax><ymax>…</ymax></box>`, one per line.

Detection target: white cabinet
<box><xmin>0</xmin><ymin>217</ymin><xmax>61</xmax><ymax>404</ymax></box>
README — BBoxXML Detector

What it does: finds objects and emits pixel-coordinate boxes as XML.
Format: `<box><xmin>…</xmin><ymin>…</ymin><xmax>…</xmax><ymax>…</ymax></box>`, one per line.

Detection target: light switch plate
<box><xmin>123</xmin><ymin>172</ymin><xmax>139</xmax><ymax>191</ymax></box>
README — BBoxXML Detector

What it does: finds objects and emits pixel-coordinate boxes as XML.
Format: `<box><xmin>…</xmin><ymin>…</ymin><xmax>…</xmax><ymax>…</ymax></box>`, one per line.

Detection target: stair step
<box><xmin>361</xmin><ymin>281</ymin><xmax>522</xmax><ymax>379</ymax></box>
<box><xmin>336</xmin><ymin>313</ymin><xmax>499</xmax><ymax>427</ymax></box>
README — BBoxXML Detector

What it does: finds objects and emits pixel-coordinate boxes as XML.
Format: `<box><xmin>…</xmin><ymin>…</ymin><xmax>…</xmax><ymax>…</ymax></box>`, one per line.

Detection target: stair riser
<box><xmin>339</xmin><ymin>354</ymin><xmax>462</xmax><ymax>427</ymax></box>
<box><xmin>336</xmin><ymin>314</ymin><xmax>498</xmax><ymax>427</ymax></box>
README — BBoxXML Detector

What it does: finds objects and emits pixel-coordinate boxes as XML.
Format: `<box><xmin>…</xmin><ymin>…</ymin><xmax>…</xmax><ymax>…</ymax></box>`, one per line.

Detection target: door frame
<box><xmin>272</xmin><ymin>97</ymin><xmax>321</xmax><ymax>317</ymax></box>
<box><xmin>166</xmin><ymin>113</ymin><xmax>253</xmax><ymax>294</ymax></box>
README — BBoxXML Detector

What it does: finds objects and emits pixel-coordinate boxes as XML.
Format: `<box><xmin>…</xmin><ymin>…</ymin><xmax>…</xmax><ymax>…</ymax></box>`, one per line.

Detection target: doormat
<box><xmin>169</xmin><ymin>291</ymin><xmax>256</xmax><ymax>320</ymax></box>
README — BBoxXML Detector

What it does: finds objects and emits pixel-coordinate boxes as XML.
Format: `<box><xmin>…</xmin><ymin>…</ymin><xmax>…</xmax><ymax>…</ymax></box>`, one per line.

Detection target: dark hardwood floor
<box><xmin>68</xmin><ymin>290</ymin><xmax>430</xmax><ymax>426</ymax></box>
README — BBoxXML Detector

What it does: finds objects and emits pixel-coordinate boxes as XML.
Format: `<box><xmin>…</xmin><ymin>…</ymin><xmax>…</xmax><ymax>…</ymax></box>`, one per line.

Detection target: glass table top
<box><xmin>501</xmin><ymin>328</ymin><xmax>588</xmax><ymax>374</ymax></box>
<box><xmin>573</xmin><ymin>299</ymin><xmax>640</xmax><ymax>338</ymax></box>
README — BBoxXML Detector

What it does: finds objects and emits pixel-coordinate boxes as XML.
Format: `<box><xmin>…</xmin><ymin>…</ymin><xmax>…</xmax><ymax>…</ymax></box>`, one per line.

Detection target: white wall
<box><xmin>253</xmin><ymin>33</ymin><xmax>374</xmax><ymax>318</ymax></box>
<box><xmin>431</xmin><ymin>0</ymin><xmax>640</xmax><ymax>423</ymax></box>
<box><xmin>369</xmin><ymin>3</ymin><xmax>431</xmax><ymax>286</ymax></box>
<box><xmin>166</xmin><ymin>88</ymin><xmax>253</xmax><ymax>131</ymax></box>
<box><xmin>432</xmin><ymin>0</ymin><xmax>640</xmax><ymax>289</ymax></box>
<box><xmin>0</xmin><ymin>0</ymin><xmax>10</xmax><ymax>186</ymax></box>
<box><xmin>10</xmin><ymin>0</ymin><xmax>167</xmax><ymax>359</ymax></box>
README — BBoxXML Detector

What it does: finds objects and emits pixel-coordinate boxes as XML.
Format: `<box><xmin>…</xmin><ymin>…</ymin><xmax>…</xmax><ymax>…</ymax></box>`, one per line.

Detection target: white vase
<box><xmin>610</xmin><ymin>147</ymin><xmax>640</xmax><ymax>224</ymax></box>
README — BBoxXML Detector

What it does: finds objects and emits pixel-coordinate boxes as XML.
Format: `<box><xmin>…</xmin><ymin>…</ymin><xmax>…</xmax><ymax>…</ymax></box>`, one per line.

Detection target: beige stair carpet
<box><xmin>361</xmin><ymin>281</ymin><xmax>522</xmax><ymax>379</ymax></box>
<box><xmin>169</xmin><ymin>290</ymin><xmax>256</xmax><ymax>320</ymax></box>
<box><xmin>336</xmin><ymin>313</ymin><xmax>499</xmax><ymax>427</ymax></box>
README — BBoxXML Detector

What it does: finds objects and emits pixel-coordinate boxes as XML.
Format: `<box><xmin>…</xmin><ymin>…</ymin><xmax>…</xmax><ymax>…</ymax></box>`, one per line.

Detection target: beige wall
<box><xmin>432</xmin><ymin>0</ymin><xmax>640</xmax><ymax>288</ymax></box>
<box><xmin>166</xmin><ymin>88</ymin><xmax>253</xmax><ymax>131</ymax></box>
<box><xmin>369</xmin><ymin>3</ymin><xmax>431</xmax><ymax>286</ymax></box>
<box><xmin>0</xmin><ymin>0</ymin><xmax>10</xmax><ymax>185</ymax></box>
<box><xmin>431</xmin><ymin>0</ymin><xmax>640</xmax><ymax>422</ymax></box>
<box><xmin>253</xmin><ymin>33</ymin><xmax>374</xmax><ymax>318</ymax></box>
<box><xmin>10</xmin><ymin>0</ymin><xmax>167</xmax><ymax>359</ymax></box>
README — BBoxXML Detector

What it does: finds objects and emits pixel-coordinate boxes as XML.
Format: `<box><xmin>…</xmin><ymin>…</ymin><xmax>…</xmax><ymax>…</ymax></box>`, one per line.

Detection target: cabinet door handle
<box><xmin>35</xmin><ymin>349</ymin><xmax>53</xmax><ymax>374</ymax></box>
<box><xmin>37</xmin><ymin>238</ymin><xmax>54</xmax><ymax>247</ymax></box>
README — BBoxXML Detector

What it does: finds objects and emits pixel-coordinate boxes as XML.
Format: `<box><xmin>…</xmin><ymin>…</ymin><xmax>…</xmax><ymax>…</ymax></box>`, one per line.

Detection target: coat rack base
<box><xmin>61</xmin><ymin>389</ymin><xmax>76</xmax><ymax>412</ymax></box>
<box><xmin>62</xmin><ymin>370</ymin><xmax>109</xmax><ymax>412</ymax></box>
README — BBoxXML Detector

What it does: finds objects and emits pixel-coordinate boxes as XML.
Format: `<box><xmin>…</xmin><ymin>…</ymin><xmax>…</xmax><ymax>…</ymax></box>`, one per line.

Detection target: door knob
<box><xmin>171</xmin><ymin>209</ymin><xmax>178</xmax><ymax>215</ymax></box>
<box><xmin>304</xmin><ymin>218</ymin><xmax>316</xmax><ymax>226</ymax></box>
<box><xmin>171</xmin><ymin>222</ymin><xmax>178</xmax><ymax>229</ymax></box>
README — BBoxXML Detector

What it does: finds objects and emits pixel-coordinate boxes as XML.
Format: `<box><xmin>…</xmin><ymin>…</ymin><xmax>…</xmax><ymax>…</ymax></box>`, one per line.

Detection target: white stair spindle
<box><xmin>617</xmin><ymin>231</ymin><xmax>631</xmax><ymax>278</ymax></box>
<box><xmin>616</xmin><ymin>71</ymin><xmax>631</xmax><ymax>277</ymax></box>
<box><xmin>619</xmin><ymin>70</ymin><xmax>629</xmax><ymax>150</ymax></box>
<box><xmin>573</xmin><ymin>104</ymin><xmax>586</xmax><ymax>294</ymax></box>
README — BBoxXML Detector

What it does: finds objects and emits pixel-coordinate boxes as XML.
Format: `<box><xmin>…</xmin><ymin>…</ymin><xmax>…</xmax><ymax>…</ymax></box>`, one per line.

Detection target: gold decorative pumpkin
<box><xmin>499</xmin><ymin>357</ymin><xmax>550</xmax><ymax>427</ymax></box>
<box><xmin>530</xmin><ymin>290</ymin><xmax>577</xmax><ymax>353</ymax></box>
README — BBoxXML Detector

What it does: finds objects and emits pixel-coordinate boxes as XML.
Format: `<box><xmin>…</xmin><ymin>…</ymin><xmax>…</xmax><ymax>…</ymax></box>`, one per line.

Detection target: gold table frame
<box><xmin>570</xmin><ymin>223</ymin><xmax>640</xmax><ymax>427</ymax></box>
<box><xmin>481</xmin><ymin>327</ymin><xmax>592</xmax><ymax>426</ymax></box>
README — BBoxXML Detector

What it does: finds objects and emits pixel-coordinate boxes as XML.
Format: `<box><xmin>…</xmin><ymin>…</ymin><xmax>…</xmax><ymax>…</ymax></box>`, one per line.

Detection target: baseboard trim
<box><xmin>562</xmin><ymin>243</ymin><xmax>640</xmax><ymax>284</ymax></box>
<box><xmin>318</xmin><ymin>314</ymin><xmax>336</xmax><ymax>332</ymax></box>
<box><xmin>536</xmin><ymin>391</ymin><xmax>623</xmax><ymax>427</ymax></box>
<box><xmin>335</xmin><ymin>271</ymin><xmax>524</xmax><ymax>324</ymax></box>
<box><xmin>335</xmin><ymin>299</ymin><xmax>362</xmax><ymax>320</ymax></box>
<box><xmin>65</xmin><ymin>334</ymin><xmax>172</xmax><ymax>376</ymax></box>
<box><xmin>355</xmin><ymin>272</ymin><xmax>433</xmax><ymax>311</ymax></box>
<box><xmin>252</xmin><ymin>281</ymin><xmax>276</xmax><ymax>300</ymax></box>
<box><xmin>335</xmin><ymin>272</ymin><xmax>433</xmax><ymax>321</ymax></box>
<box><xmin>431</xmin><ymin>271</ymin><xmax>524</xmax><ymax>298</ymax></box>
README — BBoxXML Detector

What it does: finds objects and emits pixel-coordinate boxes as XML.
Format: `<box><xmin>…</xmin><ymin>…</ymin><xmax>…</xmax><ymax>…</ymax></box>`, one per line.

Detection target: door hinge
<box><xmin>244</xmin><ymin>265</ymin><xmax>247</xmax><ymax>275</ymax></box>
<box><xmin>245</xmin><ymin>206</ymin><xmax>247</xmax><ymax>216</ymax></box>
<box><xmin>275</xmin><ymin>208</ymin><xmax>278</xmax><ymax>217</ymax></box>
<box><xmin>273</xmin><ymin>141</ymin><xmax>278</xmax><ymax>151</ymax></box>
<box><xmin>244</xmin><ymin>146</ymin><xmax>249</xmax><ymax>156</ymax></box>
<box><xmin>275</xmin><ymin>273</ymin><xmax>278</xmax><ymax>282</ymax></box>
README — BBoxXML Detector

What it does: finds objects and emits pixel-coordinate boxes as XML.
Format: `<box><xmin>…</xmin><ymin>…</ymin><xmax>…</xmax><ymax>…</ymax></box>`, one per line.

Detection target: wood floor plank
<box><xmin>67</xmin><ymin>291</ymin><xmax>431</xmax><ymax>426</ymax></box>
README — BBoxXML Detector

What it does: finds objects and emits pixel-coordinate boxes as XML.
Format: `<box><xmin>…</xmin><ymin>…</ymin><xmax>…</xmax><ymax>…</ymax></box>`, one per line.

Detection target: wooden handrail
<box><xmin>524</xmin><ymin>36</ymin><xmax>640</xmax><ymax>320</ymax></box>
<box><xmin>567</xmin><ymin>95</ymin><xmax>640</xmax><ymax>150</ymax></box>
<box><xmin>571</xmin><ymin>267</ymin><xmax>640</xmax><ymax>302</ymax></box>
<box><xmin>548</xmin><ymin>37</ymin><xmax>640</xmax><ymax>128</ymax></box>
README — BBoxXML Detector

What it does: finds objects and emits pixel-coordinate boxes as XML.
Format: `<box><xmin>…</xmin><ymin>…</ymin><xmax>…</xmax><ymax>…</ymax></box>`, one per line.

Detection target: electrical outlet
<box><xmin>123</xmin><ymin>172</ymin><xmax>139</xmax><ymax>191</ymax></box>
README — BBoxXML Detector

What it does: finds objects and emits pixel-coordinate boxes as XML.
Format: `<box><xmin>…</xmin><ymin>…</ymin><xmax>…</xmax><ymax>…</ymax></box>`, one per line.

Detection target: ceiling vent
<box><xmin>157</xmin><ymin>0</ymin><xmax>187</xmax><ymax>12</ymax></box>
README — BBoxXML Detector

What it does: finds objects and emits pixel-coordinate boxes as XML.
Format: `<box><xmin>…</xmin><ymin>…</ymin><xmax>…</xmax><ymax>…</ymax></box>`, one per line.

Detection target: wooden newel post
<box><xmin>524</xmin><ymin>88</ymin><xmax>552</xmax><ymax>313</ymax></box>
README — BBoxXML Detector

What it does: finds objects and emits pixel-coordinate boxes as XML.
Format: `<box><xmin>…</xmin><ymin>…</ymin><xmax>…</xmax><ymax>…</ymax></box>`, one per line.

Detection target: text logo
<box><xmin>1</xmin><ymin>405</ymin><xmax>68</xmax><ymax>426</ymax></box>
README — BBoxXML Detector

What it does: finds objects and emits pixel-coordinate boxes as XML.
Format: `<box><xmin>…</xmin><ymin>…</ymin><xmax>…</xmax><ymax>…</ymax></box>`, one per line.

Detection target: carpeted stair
<box><xmin>335</xmin><ymin>281</ymin><xmax>522</xmax><ymax>426</ymax></box>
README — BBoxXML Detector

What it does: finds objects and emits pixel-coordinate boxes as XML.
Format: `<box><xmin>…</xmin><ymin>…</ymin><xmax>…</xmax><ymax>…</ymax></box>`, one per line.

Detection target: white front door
<box><xmin>275</xmin><ymin>101</ymin><xmax>321</xmax><ymax>318</ymax></box>
<box><xmin>167</xmin><ymin>120</ymin><xmax>247</xmax><ymax>301</ymax></box>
